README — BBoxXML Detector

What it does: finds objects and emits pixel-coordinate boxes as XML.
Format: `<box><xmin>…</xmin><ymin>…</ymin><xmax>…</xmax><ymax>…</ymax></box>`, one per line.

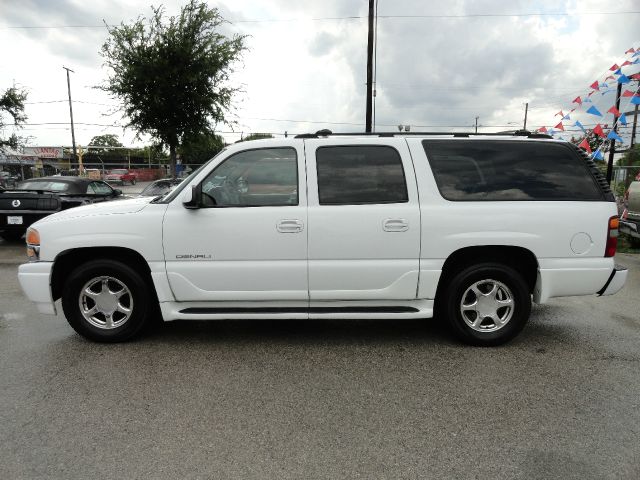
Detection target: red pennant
<box><xmin>538</xmin><ymin>126</ymin><xmax>548</xmax><ymax>133</ymax></box>
<box><xmin>588</xmin><ymin>91</ymin><xmax>595</xmax><ymax>97</ymax></box>
<box><xmin>610</xmin><ymin>64</ymin><xmax>620</xmax><ymax>71</ymax></box>
<box><xmin>625</xmin><ymin>48</ymin><xmax>636</xmax><ymax>54</ymax></box>
<box><xmin>578</xmin><ymin>139</ymin><xmax>592</xmax><ymax>153</ymax></box>
<box><xmin>590</xmin><ymin>81</ymin><xmax>599</xmax><ymax>90</ymax></box>
<box><xmin>593</xmin><ymin>124</ymin><xmax>605</xmax><ymax>138</ymax></box>
<box><xmin>631</xmin><ymin>73</ymin><xmax>640</xmax><ymax>80</ymax></box>
<box><xmin>607</xmin><ymin>106</ymin><xmax>621</xmax><ymax>116</ymax></box>
<box><xmin>554</xmin><ymin>121</ymin><xmax>565</xmax><ymax>131</ymax></box>
<box><xmin>555</xmin><ymin>110</ymin><xmax>564</xmax><ymax>117</ymax></box>
<box><xmin>621</xmin><ymin>60</ymin><xmax>633</xmax><ymax>66</ymax></box>
<box><xmin>604</xmin><ymin>75</ymin><xmax>615</xmax><ymax>81</ymax></box>
<box><xmin>622</xmin><ymin>89</ymin><xmax>635</xmax><ymax>97</ymax></box>
<box><xmin>570</xmin><ymin>108</ymin><xmax>576</xmax><ymax>113</ymax></box>
<box><xmin>572</xmin><ymin>96</ymin><xmax>582</xmax><ymax>105</ymax></box>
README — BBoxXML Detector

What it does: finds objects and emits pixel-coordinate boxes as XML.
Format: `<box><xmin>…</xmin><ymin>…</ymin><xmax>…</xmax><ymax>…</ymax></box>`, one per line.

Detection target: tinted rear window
<box><xmin>316</xmin><ymin>146</ymin><xmax>408</xmax><ymax>205</ymax></box>
<box><xmin>422</xmin><ymin>140</ymin><xmax>603</xmax><ymax>201</ymax></box>
<box><xmin>17</xmin><ymin>180</ymin><xmax>71</xmax><ymax>192</ymax></box>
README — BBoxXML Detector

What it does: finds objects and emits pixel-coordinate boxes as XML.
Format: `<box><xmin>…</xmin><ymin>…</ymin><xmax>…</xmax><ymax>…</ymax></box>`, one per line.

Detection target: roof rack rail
<box><xmin>294</xmin><ymin>129</ymin><xmax>553</xmax><ymax>139</ymax></box>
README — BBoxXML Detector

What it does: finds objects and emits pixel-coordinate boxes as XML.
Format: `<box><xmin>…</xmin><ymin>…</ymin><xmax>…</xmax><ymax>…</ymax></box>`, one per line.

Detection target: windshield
<box><xmin>17</xmin><ymin>180</ymin><xmax>71</xmax><ymax>192</ymax></box>
<box><xmin>155</xmin><ymin>148</ymin><xmax>227</xmax><ymax>203</ymax></box>
<box><xmin>109</xmin><ymin>169</ymin><xmax>128</xmax><ymax>175</ymax></box>
<box><xmin>140</xmin><ymin>181</ymin><xmax>177</xmax><ymax>197</ymax></box>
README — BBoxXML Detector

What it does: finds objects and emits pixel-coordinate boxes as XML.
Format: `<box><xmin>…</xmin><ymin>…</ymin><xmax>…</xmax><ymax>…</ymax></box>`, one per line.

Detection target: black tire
<box><xmin>440</xmin><ymin>262</ymin><xmax>531</xmax><ymax>346</ymax></box>
<box><xmin>1</xmin><ymin>231</ymin><xmax>24</xmax><ymax>242</ymax></box>
<box><xmin>61</xmin><ymin>259</ymin><xmax>151</xmax><ymax>342</ymax></box>
<box><xmin>131</xmin><ymin>178</ymin><xmax>136</xmax><ymax>185</ymax></box>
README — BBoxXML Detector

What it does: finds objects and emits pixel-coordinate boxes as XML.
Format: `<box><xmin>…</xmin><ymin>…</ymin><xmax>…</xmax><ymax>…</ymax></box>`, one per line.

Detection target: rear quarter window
<box><xmin>422</xmin><ymin>140</ymin><xmax>603</xmax><ymax>201</ymax></box>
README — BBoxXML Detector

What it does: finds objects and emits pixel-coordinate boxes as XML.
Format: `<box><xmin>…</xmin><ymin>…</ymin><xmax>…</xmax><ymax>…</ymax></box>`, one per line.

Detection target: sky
<box><xmin>0</xmin><ymin>0</ymin><xmax>639</xmax><ymax>149</ymax></box>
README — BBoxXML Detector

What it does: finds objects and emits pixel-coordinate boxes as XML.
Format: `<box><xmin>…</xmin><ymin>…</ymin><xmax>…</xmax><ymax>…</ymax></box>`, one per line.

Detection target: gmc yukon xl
<box><xmin>18</xmin><ymin>132</ymin><xmax>628</xmax><ymax>346</ymax></box>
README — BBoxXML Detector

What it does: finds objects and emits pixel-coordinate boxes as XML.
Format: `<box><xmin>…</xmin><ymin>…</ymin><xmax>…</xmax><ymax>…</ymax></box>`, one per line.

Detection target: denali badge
<box><xmin>12</xmin><ymin>200</ymin><xmax>21</xmax><ymax>207</ymax></box>
<box><xmin>176</xmin><ymin>254</ymin><xmax>212</xmax><ymax>259</ymax></box>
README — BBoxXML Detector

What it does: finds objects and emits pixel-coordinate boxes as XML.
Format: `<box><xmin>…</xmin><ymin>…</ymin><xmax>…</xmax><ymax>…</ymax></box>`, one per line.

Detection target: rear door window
<box><xmin>316</xmin><ymin>145</ymin><xmax>408</xmax><ymax>205</ymax></box>
<box><xmin>422</xmin><ymin>140</ymin><xmax>603</xmax><ymax>201</ymax></box>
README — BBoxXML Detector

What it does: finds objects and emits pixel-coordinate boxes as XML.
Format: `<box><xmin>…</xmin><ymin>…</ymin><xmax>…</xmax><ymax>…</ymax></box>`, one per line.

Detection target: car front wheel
<box><xmin>61</xmin><ymin>259</ymin><xmax>151</xmax><ymax>342</ymax></box>
<box><xmin>441</xmin><ymin>262</ymin><xmax>531</xmax><ymax>346</ymax></box>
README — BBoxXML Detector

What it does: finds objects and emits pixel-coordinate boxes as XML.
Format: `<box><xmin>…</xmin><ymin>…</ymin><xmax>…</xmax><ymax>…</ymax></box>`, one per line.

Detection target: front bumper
<box><xmin>18</xmin><ymin>261</ymin><xmax>56</xmax><ymax>314</ymax></box>
<box><xmin>597</xmin><ymin>265</ymin><xmax>628</xmax><ymax>296</ymax></box>
<box><xmin>620</xmin><ymin>220</ymin><xmax>640</xmax><ymax>239</ymax></box>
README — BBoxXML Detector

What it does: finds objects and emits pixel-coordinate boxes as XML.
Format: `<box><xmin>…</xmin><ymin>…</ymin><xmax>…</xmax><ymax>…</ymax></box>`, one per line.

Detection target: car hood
<box><xmin>34</xmin><ymin>196</ymin><xmax>153</xmax><ymax>224</ymax></box>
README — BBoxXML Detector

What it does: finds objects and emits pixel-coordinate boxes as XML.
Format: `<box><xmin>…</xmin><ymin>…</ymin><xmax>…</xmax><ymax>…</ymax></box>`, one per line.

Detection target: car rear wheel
<box><xmin>441</xmin><ymin>262</ymin><xmax>531</xmax><ymax>346</ymax></box>
<box><xmin>131</xmin><ymin>178</ymin><xmax>136</xmax><ymax>185</ymax></box>
<box><xmin>61</xmin><ymin>259</ymin><xmax>151</xmax><ymax>342</ymax></box>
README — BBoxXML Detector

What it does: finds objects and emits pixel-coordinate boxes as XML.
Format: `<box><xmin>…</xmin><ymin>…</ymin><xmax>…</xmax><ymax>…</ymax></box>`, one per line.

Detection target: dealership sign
<box><xmin>23</xmin><ymin>146</ymin><xmax>64</xmax><ymax>158</ymax></box>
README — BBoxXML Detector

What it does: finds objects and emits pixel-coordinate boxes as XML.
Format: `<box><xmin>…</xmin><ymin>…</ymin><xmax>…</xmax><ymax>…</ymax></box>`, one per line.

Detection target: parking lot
<box><xmin>0</xmin><ymin>241</ymin><xmax>638</xmax><ymax>479</ymax></box>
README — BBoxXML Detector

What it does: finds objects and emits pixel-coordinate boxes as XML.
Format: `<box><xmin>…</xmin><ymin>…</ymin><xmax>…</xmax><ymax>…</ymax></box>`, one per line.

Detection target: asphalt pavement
<box><xmin>0</xmin><ymin>246</ymin><xmax>639</xmax><ymax>479</ymax></box>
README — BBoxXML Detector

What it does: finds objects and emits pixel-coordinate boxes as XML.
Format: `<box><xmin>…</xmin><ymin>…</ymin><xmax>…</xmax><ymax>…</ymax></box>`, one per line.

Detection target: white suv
<box><xmin>18</xmin><ymin>132</ymin><xmax>628</xmax><ymax>346</ymax></box>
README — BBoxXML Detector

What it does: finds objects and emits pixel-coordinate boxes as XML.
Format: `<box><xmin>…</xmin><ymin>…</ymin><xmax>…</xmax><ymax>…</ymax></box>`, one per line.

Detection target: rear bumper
<box><xmin>597</xmin><ymin>265</ymin><xmax>628</xmax><ymax>296</ymax></box>
<box><xmin>18</xmin><ymin>261</ymin><xmax>56</xmax><ymax>315</ymax></box>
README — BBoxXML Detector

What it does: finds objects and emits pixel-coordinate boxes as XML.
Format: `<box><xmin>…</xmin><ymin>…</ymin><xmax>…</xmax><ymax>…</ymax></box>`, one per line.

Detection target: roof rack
<box><xmin>294</xmin><ymin>129</ymin><xmax>552</xmax><ymax>139</ymax></box>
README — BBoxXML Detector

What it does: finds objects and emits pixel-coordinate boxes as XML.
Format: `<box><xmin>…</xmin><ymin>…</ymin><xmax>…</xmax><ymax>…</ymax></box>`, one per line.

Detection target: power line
<box><xmin>3</xmin><ymin>11</ymin><xmax>639</xmax><ymax>29</ymax></box>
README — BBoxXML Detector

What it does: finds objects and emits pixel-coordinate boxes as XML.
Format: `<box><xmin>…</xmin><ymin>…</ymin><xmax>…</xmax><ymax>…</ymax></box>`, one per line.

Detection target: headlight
<box><xmin>26</xmin><ymin>227</ymin><xmax>40</xmax><ymax>261</ymax></box>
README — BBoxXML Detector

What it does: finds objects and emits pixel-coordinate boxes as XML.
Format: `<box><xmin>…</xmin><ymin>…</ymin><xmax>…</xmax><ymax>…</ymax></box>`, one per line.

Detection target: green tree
<box><xmin>180</xmin><ymin>131</ymin><xmax>225</xmax><ymax>165</ymax></box>
<box><xmin>100</xmin><ymin>1</ymin><xmax>246</xmax><ymax>177</ymax></box>
<box><xmin>88</xmin><ymin>134</ymin><xmax>123</xmax><ymax>153</ymax></box>
<box><xmin>0</xmin><ymin>86</ymin><xmax>28</xmax><ymax>149</ymax></box>
<box><xmin>241</xmin><ymin>133</ymin><xmax>274</xmax><ymax>142</ymax></box>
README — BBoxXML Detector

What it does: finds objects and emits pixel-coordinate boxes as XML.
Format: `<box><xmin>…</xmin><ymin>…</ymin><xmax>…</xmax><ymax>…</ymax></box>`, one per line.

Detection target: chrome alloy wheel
<box><xmin>78</xmin><ymin>276</ymin><xmax>133</xmax><ymax>329</ymax></box>
<box><xmin>460</xmin><ymin>279</ymin><xmax>514</xmax><ymax>332</ymax></box>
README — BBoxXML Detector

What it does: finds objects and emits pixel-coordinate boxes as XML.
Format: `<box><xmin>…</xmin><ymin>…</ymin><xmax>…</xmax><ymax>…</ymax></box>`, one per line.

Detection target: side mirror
<box><xmin>113</xmin><ymin>189</ymin><xmax>122</xmax><ymax>196</ymax></box>
<box><xmin>182</xmin><ymin>184</ymin><xmax>201</xmax><ymax>209</ymax></box>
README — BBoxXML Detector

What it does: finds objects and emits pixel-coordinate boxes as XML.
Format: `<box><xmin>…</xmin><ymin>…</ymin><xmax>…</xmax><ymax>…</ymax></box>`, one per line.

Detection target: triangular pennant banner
<box><xmin>586</xmin><ymin>106</ymin><xmax>603</xmax><ymax>116</ymax></box>
<box><xmin>621</xmin><ymin>61</ymin><xmax>633</xmax><ymax>66</ymax></box>
<box><xmin>593</xmin><ymin>124</ymin><xmax>605</xmax><ymax>138</ymax></box>
<box><xmin>572</xmin><ymin>96</ymin><xmax>582</xmax><ymax>105</ymax></box>
<box><xmin>583</xmin><ymin>97</ymin><xmax>593</xmax><ymax>103</ymax></box>
<box><xmin>555</xmin><ymin>110</ymin><xmax>564</xmax><ymax>117</ymax></box>
<box><xmin>607</xmin><ymin>106</ymin><xmax>621</xmax><ymax>116</ymax></box>
<box><xmin>562</xmin><ymin>114</ymin><xmax>571</xmax><ymax>120</ymax></box>
<box><xmin>578</xmin><ymin>139</ymin><xmax>592</xmax><ymax>153</ymax></box>
<box><xmin>613</xmin><ymin>69</ymin><xmax>622</xmax><ymax>75</ymax></box>
<box><xmin>622</xmin><ymin>89</ymin><xmax>635</xmax><ymax>97</ymax></box>
<box><xmin>625</xmin><ymin>48</ymin><xmax>636</xmax><ymax>54</ymax></box>
<box><xmin>631</xmin><ymin>96</ymin><xmax>640</xmax><ymax>105</ymax></box>
<box><xmin>554</xmin><ymin>121</ymin><xmax>565</xmax><ymax>131</ymax></box>
<box><xmin>619</xmin><ymin>114</ymin><xmax>628</xmax><ymax>126</ymax></box>
<box><xmin>592</xmin><ymin>149</ymin><xmax>605</xmax><ymax>161</ymax></box>
<box><xmin>538</xmin><ymin>126</ymin><xmax>548</xmax><ymax>133</ymax></box>
<box><xmin>607</xmin><ymin>130</ymin><xmax>624</xmax><ymax>143</ymax></box>
<box><xmin>590</xmin><ymin>80</ymin><xmax>599</xmax><ymax>90</ymax></box>
<box><xmin>618</xmin><ymin>74</ymin><xmax>631</xmax><ymax>84</ymax></box>
<box><xmin>610</xmin><ymin>64</ymin><xmax>620</xmax><ymax>71</ymax></box>
<box><xmin>574</xmin><ymin>120</ymin><xmax>586</xmax><ymax>132</ymax></box>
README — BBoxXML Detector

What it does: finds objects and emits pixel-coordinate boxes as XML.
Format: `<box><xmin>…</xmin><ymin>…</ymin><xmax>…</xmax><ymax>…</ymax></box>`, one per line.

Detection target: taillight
<box><xmin>605</xmin><ymin>216</ymin><xmax>618</xmax><ymax>257</ymax></box>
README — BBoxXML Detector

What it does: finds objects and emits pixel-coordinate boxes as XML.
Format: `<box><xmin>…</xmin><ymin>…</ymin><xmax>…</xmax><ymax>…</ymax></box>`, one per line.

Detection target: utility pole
<box><xmin>475</xmin><ymin>116</ymin><xmax>479</xmax><ymax>134</ymax></box>
<box><xmin>606</xmin><ymin>82</ymin><xmax>623</xmax><ymax>184</ymax></box>
<box><xmin>62</xmin><ymin>66</ymin><xmax>78</xmax><ymax>169</ymax></box>
<box><xmin>523</xmin><ymin>102</ymin><xmax>529</xmax><ymax>130</ymax></box>
<box><xmin>365</xmin><ymin>0</ymin><xmax>374</xmax><ymax>132</ymax></box>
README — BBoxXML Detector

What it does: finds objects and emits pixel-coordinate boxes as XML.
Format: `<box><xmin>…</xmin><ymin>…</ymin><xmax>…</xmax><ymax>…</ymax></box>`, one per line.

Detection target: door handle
<box><xmin>383</xmin><ymin>218</ymin><xmax>409</xmax><ymax>232</ymax></box>
<box><xmin>277</xmin><ymin>219</ymin><xmax>304</xmax><ymax>233</ymax></box>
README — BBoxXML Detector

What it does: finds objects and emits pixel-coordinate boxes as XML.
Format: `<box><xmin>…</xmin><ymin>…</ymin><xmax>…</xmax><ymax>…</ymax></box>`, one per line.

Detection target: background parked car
<box><xmin>0</xmin><ymin>177</ymin><xmax>124</xmax><ymax>241</ymax></box>
<box><xmin>104</xmin><ymin>168</ymin><xmax>137</xmax><ymax>185</ymax></box>
<box><xmin>620</xmin><ymin>180</ymin><xmax>640</xmax><ymax>247</ymax></box>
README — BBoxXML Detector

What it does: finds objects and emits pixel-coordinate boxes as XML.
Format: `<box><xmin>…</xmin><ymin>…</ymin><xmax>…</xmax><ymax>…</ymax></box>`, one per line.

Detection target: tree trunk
<box><xmin>169</xmin><ymin>143</ymin><xmax>177</xmax><ymax>178</ymax></box>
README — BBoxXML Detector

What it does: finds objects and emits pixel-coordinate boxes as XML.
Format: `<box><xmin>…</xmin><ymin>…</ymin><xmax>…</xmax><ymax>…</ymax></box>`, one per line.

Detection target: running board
<box><xmin>179</xmin><ymin>306</ymin><xmax>420</xmax><ymax>315</ymax></box>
